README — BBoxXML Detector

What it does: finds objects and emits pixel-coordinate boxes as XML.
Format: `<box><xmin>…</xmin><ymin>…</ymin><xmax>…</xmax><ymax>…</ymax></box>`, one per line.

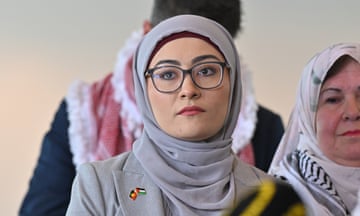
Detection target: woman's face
<box><xmin>147</xmin><ymin>37</ymin><xmax>231</xmax><ymax>141</ymax></box>
<box><xmin>316</xmin><ymin>58</ymin><xmax>360</xmax><ymax>166</ymax></box>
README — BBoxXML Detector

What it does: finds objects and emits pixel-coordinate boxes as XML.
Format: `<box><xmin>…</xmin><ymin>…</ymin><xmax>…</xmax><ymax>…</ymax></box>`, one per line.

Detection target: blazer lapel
<box><xmin>113</xmin><ymin>153</ymin><xmax>165</xmax><ymax>216</ymax></box>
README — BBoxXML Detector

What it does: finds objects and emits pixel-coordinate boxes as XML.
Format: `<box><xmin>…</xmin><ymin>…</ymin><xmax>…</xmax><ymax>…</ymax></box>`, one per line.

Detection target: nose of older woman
<box><xmin>343</xmin><ymin>97</ymin><xmax>360</xmax><ymax>121</ymax></box>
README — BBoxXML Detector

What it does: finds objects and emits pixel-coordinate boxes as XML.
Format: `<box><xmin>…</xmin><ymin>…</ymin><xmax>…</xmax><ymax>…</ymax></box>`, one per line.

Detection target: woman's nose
<box><xmin>343</xmin><ymin>97</ymin><xmax>360</xmax><ymax>121</ymax></box>
<box><xmin>179</xmin><ymin>75</ymin><xmax>201</xmax><ymax>99</ymax></box>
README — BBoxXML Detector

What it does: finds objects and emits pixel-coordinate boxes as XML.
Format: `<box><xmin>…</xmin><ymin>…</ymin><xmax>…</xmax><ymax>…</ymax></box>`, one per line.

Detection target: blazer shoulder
<box><xmin>233</xmin><ymin>158</ymin><xmax>272</xmax><ymax>185</ymax></box>
<box><xmin>68</xmin><ymin>152</ymin><xmax>147</xmax><ymax>215</ymax></box>
<box><xmin>85</xmin><ymin>152</ymin><xmax>136</xmax><ymax>174</ymax></box>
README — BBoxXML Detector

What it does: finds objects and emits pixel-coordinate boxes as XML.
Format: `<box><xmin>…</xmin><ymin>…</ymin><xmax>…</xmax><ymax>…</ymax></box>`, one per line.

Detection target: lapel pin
<box><xmin>129</xmin><ymin>187</ymin><xmax>147</xmax><ymax>200</ymax></box>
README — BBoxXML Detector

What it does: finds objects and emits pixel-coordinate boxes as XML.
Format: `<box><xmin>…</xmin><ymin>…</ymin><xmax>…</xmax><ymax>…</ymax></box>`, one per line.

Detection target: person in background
<box><xmin>20</xmin><ymin>0</ymin><xmax>284</xmax><ymax>215</ymax></box>
<box><xmin>66</xmin><ymin>14</ymin><xmax>271</xmax><ymax>215</ymax></box>
<box><xmin>269</xmin><ymin>43</ymin><xmax>360</xmax><ymax>215</ymax></box>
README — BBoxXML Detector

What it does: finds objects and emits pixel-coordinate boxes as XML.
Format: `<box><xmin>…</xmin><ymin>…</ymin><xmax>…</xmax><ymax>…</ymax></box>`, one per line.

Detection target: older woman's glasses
<box><xmin>145</xmin><ymin>61</ymin><xmax>230</xmax><ymax>93</ymax></box>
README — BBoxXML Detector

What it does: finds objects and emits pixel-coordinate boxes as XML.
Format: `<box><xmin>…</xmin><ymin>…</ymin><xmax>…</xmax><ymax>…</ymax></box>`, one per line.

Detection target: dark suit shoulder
<box><xmin>252</xmin><ymin>105</ymin><xmax>284</xmax><ymax>172</ymax></box>
<box><xmin>257</xmin><ymin>105</ymin><xmax>282</xmax><ymax>121</ymax></box>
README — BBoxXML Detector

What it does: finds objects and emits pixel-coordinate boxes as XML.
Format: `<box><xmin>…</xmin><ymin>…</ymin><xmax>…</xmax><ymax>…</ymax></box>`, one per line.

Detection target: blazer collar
<box><xmin>113</xmin><ymin>153</ymin><xmax>166</xmax><ymax>215</ymax></box>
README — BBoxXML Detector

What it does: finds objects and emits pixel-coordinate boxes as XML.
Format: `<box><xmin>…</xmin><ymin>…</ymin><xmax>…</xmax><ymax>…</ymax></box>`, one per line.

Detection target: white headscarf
<box><xmin>132</xmin><ymin>15</ymin><xmax>243</xmax><ymax>216</ymax></box>
<box><xmin>269</xmin><ymin>43</ymin><xmax>360</xmax><ymax>215</ymax></box>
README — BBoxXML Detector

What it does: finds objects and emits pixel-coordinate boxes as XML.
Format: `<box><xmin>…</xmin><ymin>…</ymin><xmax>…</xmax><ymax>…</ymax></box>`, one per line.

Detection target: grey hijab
<box><xmin>132</xmin><ymin>15</ymin><xmax>242</xmax><ymax>216</ymax></box>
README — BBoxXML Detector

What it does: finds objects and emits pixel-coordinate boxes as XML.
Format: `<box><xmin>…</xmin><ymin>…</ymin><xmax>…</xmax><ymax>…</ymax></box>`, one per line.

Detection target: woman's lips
<box><xmin>177</xmin><ymin>106</ymin><xmax>205</xmax><ymax>116</ymax></box>
<box><xmin>342</xmin><ymin>130</ymin><xmax>360</xmax><ymax>136</ymax></box>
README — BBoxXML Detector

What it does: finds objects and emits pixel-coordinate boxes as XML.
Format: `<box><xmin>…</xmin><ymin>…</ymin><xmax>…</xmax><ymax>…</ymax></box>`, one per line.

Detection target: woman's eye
<box><xmin>325</xmin><ymin>97</ymin><xmax>341</xmax><ymax>104</ymax></box>
<box><xmin>197</xmin><ymin>67</ymin><xmax>216</xmax><ymax>76</ymax></box>
<box><xmin>159</xmin><ymin>71</ymin><xmax>177</xmax><ymax>80</ymax></box>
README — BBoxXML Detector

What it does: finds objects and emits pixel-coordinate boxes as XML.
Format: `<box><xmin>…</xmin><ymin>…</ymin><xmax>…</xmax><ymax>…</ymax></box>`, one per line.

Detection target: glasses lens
<box><xmin>152</xmin><ymin>66</ymin><xmax>183</xmax><ymax>92</ymax></box>
<box><xmin>192</xmin><ymin>62</ymin><xmax>223</xmax><ymax>89</ymax></box>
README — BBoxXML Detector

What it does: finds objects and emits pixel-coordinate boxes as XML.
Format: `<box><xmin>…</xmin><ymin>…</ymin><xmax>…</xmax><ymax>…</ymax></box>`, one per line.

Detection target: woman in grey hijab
<box><xmin>66</xmin><ymin>14</ymin><xmax>270</xmax><ymax>216</ymax></box>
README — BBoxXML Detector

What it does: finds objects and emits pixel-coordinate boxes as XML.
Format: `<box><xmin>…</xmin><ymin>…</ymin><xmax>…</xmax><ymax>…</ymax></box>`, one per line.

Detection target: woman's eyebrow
<box><xmin>153</xmin><ymin>55</ymin><xmax>221</xmax><ymax>67</ymax></box>
<box><xmin>154</xmin><ymin>59</ymin><xmax>180</xmax><ymax>67</ymax></box>
<box><xmin>192</xmin><ymin>55</ymin><xmax>221</xmax><ymax>64</ymax></box>
<box><xmin>320</xmin><ymin>87</ymin><xmax>341</xmax><ymax>95</ymax></box>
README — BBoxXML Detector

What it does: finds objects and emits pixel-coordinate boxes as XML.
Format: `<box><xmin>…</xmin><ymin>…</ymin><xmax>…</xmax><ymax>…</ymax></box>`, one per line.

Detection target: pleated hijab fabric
<box><xmin>132</xmin><ymin>15</ymin><xmax>242</xmax><ymax>216</ymax></box>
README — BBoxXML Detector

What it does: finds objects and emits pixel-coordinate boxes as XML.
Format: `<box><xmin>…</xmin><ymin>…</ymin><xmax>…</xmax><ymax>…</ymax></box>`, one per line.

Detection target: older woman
<box><xmin>65</xmin><ymin>15</ymin><xmax>270</xmax><ymax>216</ymax></box>
<box><xmin>269</xmin><ymin>43</ymin><xmax>360</xmax><ymax>215</ymax></box>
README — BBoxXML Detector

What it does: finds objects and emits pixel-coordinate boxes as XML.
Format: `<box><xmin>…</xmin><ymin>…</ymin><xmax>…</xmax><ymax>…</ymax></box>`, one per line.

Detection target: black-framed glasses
<box><xmin>144</xmin><ymin>61</ymin><xmax>230</xmax><ymax>93</ymax></box>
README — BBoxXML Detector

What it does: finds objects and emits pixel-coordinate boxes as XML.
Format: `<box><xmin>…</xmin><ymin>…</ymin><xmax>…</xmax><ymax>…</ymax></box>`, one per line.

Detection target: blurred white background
<box><xmin>1</xmin><ymin>0</ymin><xmax>359</xmax><ymax>214</ymax></box>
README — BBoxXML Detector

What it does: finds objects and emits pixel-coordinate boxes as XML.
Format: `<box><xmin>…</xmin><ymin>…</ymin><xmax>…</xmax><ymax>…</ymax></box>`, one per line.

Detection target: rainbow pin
<box><xmin>129</xmin><ymin>187</ymin><xmax>147</xmax><ymax>200</ymax></box>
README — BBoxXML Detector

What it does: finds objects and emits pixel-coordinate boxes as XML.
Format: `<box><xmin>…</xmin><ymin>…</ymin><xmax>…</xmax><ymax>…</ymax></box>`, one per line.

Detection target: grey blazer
<box><xmin>66</xmin><ymin>152</ymin><xmax>270</xmax><ymax>216</ymax></box>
